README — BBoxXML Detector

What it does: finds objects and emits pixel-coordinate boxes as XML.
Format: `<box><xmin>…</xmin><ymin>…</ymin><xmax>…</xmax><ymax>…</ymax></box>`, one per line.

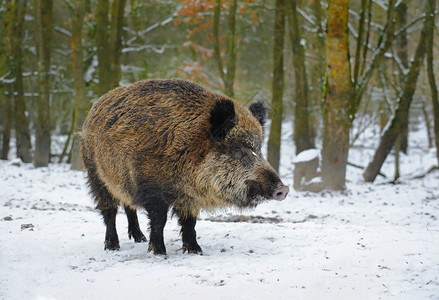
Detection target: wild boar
<box><xmin>80</xmin><ymin>79</ymin><xmax>289</xmax><ymax>255</ymax></box>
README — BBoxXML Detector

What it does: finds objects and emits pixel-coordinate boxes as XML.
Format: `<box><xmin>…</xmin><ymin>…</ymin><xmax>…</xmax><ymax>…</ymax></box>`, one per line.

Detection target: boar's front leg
<box><xmin>176</xmin><ymin>210</ymin><xmax>202</xmax><ymax>254</ymax></box>
<box><xmin>124</xmin><ymin>205</ymin><xmax>147</xmax><ymax>243</ymax></box>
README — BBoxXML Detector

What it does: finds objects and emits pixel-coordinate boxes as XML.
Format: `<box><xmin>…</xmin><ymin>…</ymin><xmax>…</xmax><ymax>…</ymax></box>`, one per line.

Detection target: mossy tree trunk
<box><xmin>110</xmin><ymin>0</ymin><xmax>126</xmax><ymax>88</ymax></box>
<box><xmin>5</xmin><ymin>0</ymin><xmax>32</xmax><ymax>163</ymax></box>
<box><xmin>286</xmin><ymin>0</ymin><xmax>314</xmax><ymax>155</ymax></box>
<box><xmin>267</xmin><ymin>0</ymin><xmax>285</xmax><ymax>173</ymax></box>
<box><xmin>96</xmin><ymin>0</ymin><xmax>112</xmax><ymax>96</ymax></box>
<box><xmin>212</xmin><ymin>0</ymin><xmax>237</xmax><ymax>97</ymax></box>
<box><xmin>0</xmin><ymin>29</ymin><xmax>11</xmax><ymax>159</ymax></box>
<box><xmin>68</xmin><ymin>0</ymin><xmax>88</xmax><ymax>170</ymax></box>
<box><xmin>394</xmin><ymin>0</ymin><xmax>409</xmax><ymax>180</ymax></box>
<box><xmin>363</xmin><ymin>0</ymin><xmax>432</xmax><ymax>182</ymax></box>
<box><xmin>96</xmin><ymin>0</ymin><xmax>126</xmax><ymax>96</ymax></box>
<box><xmin>34</xmin><ymin>0</ymin><xmax>53</xmax><ymax>167</ymax></box>
<box><xmin>322</xmin><ymin>0</ymin><xmax>351</xmax><ymax>190</ymax></box>
<box><xmin>425</xmin><ymin>0</ymin><xmax>439</xmax><ymax>167</ymax></box>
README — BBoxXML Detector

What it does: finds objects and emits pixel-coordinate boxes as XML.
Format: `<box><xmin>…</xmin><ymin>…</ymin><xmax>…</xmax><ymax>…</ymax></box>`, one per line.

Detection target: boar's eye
<box><xmin>231</xmin><ymin>146</ymin><xmax>244</xmax><ymax>159</ymax></box>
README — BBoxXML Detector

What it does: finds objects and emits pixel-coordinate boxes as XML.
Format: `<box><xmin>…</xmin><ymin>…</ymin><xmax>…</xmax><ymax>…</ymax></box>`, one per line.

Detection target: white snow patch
<box><xmin>293</xmin><ymin>148</ymin><xmax>320</xmax><ymax>163</ymax></box>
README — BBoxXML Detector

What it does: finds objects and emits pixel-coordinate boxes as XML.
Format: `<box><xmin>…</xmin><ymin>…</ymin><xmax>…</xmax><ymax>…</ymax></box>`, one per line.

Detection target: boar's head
<box><xmin>195</xmin><ymin>98</ymin><xmax>289</xmax><ymax>208</ymax></box>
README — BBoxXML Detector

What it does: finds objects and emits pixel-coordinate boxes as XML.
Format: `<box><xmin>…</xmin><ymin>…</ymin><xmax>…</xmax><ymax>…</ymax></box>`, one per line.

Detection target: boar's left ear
<box><xmin>249</xmin><ymin>100</ymin><xmax>268</xmax><ymax>127</ymax></box>
<box><xmin>209</xmin><ymin>99</ymin><xmax>237</xmax><ymax>142</ymax></box>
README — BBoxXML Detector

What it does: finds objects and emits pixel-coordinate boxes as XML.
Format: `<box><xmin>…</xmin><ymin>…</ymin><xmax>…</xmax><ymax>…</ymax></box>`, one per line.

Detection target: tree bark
<box><xmin>0</xmin><ymin>43</ymin><xmax>11</xmax><ymax>159</ymax></box>
<box><xmin>363</xmin><ymin>0</ymin><xmax>432</xmax><ymax>182</ymax></box>
<box><xmin>286</xmin><ymin>0</ymin><xmax>314</xmax><ymax>154</ymax></box>
<box><xmin>212</xmin><ymin>0</ymin><xmax>237</xmax><ymax>97</ymax></box>
<box><xmin>322</xmin><ymin>0</ymin><xmax>351</xmax><ymax>190</ymax></box>
<box><xmin>0</xmin><ymin>12</ymin><xmax>9</xmax><ymax>160</ymax></box>
<box><xmin>224</xmin><ymin>0</ymin><xmax>237</xmax><ymax>97</ymax></box>
<box><xmin>34</xmin><ymin>0</ymin><xmax>53</xmax><ymax>167</ymax></box>
<box><xmin>96</xmin><ymin>0</ymin><xmax>112</xmax><ymax>96</ymax></box>
<box><xmin>69</xmin><ymin>0</ymin><xmax>88</xmax><ymax>170</ymax></box>
<box><xmin>267</xmin><ymin>0</ymin><xmax>286</xmax><ymax>173</ymax></box>
<box><xmin>5</xmin><ymin>0</ymin><xmax>32</xmax><ymax>163</ymax></box>
<box><xmin>110</xmin><ymin>0</ymin><xmax>126</xmax><ymax>88</ymax></box>
<box><xmin>394</xmin><ymin>0</ymin><xmax>409</xmax><ymax>180</ymax></box>
<box><xmin>213</xmin><ymin>0</ymin><xmax>225</xmax><ymax>84</ymax></box>
<box><xmin>425</xmin><ymin>0</ymin><xmax>439</xmax><ymax>166</ymax></box>
<box><xmin>1</xmin><ymin>91</ymin><xmax>12</xmax><ymax>160</ymax></box>
<box><xmin>311</xmin><ymin>0</ymin><xmax>325</xmax><ymax>96</ymax></box>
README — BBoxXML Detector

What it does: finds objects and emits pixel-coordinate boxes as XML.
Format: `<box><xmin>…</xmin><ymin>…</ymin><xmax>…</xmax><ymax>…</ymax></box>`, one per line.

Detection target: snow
<box><xmin>293</xmin><ymin>148</ymin><xmax>320</xmax><ymax>163</ymax></box>
<box><xmin>1</xmin><ymin>123</ymin><xmax>439</xmax><ymax>299</ymax></box>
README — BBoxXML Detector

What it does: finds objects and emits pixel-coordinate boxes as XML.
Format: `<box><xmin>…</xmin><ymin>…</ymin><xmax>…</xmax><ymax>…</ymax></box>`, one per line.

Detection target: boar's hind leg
<box><xmin>176</xmin><ymin>210</ymin><xmax>202</xmax><ymax>254</ymax></box>
<box><xmin>102</xmin><ymin>208</ymin><xmax>120</xmax><ymax>250</ymax></box>
<box><xmin>85</xmin><ymin>166</ymin><xmax>120</xmax><ymax>250</ymax></box>
<box><xmin>124</xmin><ymin>205</ymin><xmax>147</xmax><ymax>243</ymax></box>
<box><xmin>142</xmin><ymin>199</ymin><xmax>169</xmax><ymax>255</ymax></box>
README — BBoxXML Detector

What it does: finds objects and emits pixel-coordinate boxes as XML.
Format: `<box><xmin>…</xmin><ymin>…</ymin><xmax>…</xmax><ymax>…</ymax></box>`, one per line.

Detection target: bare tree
<box><xmin>34</xmin><ymin>0</ymin><xmax>53</xmax><ymax>167</ymax></box>
<box><xmin>212</xmin><ymin>0</ymin><xmax>238</xmax><ymax>97</ymax></box>
<box><xmin>363</xmin><ymin>0</ymin><xmax>433</xmax><ymax>182</ymax></box>
<box><xmin>267</xmin><ymin>0</ymin><xmax>286</xmax><ymax>173</ymax></box>
<box><xmin>425</xmin><ymin>0</ymin><xmax>439</xmax><ymax>166</ymax></box>
<box><xmin>59</xmin><ymin>0</ymin><xmax>88</xmax><ymax>170</ymax></box>
<box><xmin>96</xmin><ymin>0</ymin><xmax>126</xmax><ymax>96</ymax></box>
<box><xmin>5</xmin><ymin>0</ymin><xmax>32</xmax><ymax>163</ymax></box>
<box><xmin>286</xmin><ymin>0</ymin><xmax>314</xmax><ymax>154</ymax></box>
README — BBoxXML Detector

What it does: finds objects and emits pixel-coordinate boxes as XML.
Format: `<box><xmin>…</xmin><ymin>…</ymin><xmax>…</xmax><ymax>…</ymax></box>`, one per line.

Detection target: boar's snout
<box><xmin>272</xmin><ymin>184</ymin><xmax>289</xmax><ymax>201</ymax></box>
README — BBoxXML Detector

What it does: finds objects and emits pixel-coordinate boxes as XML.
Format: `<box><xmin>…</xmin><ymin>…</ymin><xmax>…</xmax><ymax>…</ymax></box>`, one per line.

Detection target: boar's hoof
<box><xmin>183</xmin><ymin>242</ymin><xmax>203</xmax><ymax>255</ymax></box>
<box><xmin>148</xmin><ymin>242</ymin><xmax>167</xmax><ymax>256</ymax></box>
<box><xmin>104</xmin><ymin>239</ymin><xmax>120</xmax><ymax>251</ymax></box>
<box><xmin>128</xmin><ymin>230</ymin><xmax>147</xmax><ymax>243</ymax></box>
<box><xmin>272</xmin><ymin>185</ymin><xmax>289</xmax><ymax>201</ymax></box>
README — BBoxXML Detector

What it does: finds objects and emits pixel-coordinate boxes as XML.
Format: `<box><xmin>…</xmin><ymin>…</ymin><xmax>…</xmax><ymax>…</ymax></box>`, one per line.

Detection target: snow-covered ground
<box><xmin>1</xmin><ymin>121</ymin><xmax>438</xmax><ymax>299</ymax></box>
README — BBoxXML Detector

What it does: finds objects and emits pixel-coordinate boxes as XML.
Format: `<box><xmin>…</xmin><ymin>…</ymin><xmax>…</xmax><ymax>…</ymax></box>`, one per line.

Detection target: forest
<box><xmin>1</xmin><ymin>0</ymin><xmax>438</xmax><ymax>190</ymax></box>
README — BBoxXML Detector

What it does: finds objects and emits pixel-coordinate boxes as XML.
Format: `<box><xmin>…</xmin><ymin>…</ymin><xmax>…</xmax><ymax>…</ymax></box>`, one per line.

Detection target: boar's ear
<box><xmin>249</xmin><ymin>100</ymin><xmax>268</xmax><ymax>127</ymax></box>
<box><xmin>209</xmin><ymin>99</ymin><xmax>237</xmax><ymax>142</ymax></box>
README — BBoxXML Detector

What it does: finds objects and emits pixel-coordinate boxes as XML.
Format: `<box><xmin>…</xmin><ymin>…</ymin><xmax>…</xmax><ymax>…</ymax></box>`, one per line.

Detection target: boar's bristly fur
<box><xmin>80</xmin><ymin>79</ymin><xmax>289</xmax><ymax>255</ymax></box>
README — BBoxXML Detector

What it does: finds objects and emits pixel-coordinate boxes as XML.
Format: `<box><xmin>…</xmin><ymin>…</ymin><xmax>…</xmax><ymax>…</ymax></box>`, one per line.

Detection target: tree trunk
<box><xmin>213</xmin><ymin>0</ymin><xmax>225</xmax><ymax>85</ymax></box>
<box><xmin>212</xmin><ymin>0</ymin><xmax>237</xmax><ymax>97</ymax></box>
<box><xmin>34</xmin><ymin>0</ymin><xmax>53</xmax><ymax>167</ymax></box>
<box><xmin>286</xmin><ymin>0</ymin><xmax>314</xmax><ymax>154</ymax></box>
<box><xmin>322</xmin><ymin>0</ymin><xmax>351</xmax><ymax>190</ymax></box>
<box><xmin>1</xmin><ymin>92</ymin><xmax>12</xmax><ymax>160</ymax></box>
<box><xmin>311</xmin><ymin>0</ymin><xmax>325</xmax><ymax>97</ymax></box>
<box><xmin>96</xmin><ymin>0</ymin><xmax>112</xmax><ymax>96</ymax></box>
<box><xmin>110</xmin><ymin>0</ymin><xmax>126</xmax><ymax>88</ymax></box>
<box><xmin>350</xmin><ymin>0</ymin><xmax>396</xmax><ymax>122</ymax></box>
<box><xmin>425</xmin><ymin>0</ymin><xmax>439</xmax><ymax>166</ymax></box>
<box><xmin>224</xmin><ymin>0</ymin><xmax>237</xmax><ymax>97</ymax></box>
<box><xmin>267</xmin><ymin>0</ymin><xmax>285</xmax><ymax>173</ymax></box>
<box><xmin>0</xmin><ymin>14</ymin><xmax>10</xmax><ymax>160</ymax></box>
<box><xmin>363</xmin><ymin>0</ymin><xmax>432</xmax><ymax>182</ymax></box>
<box><xmin>0</xmin><ymin>44</ymin><xmax>11</xmax><ymax>159</ymax></box>
<box><xmin>70</xmin><ymin>0</ymin><xmax>88</xmax><ymax>170</ymax></box>
<box><xmin>6</xmin><ymin>0</ymin><xmax>32</xmax><ymax>163</ymax></box>
<box><xmin>394</xmin><ymin>0</ymin><xmax>409</xmax><ymax>180</ymax></box>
